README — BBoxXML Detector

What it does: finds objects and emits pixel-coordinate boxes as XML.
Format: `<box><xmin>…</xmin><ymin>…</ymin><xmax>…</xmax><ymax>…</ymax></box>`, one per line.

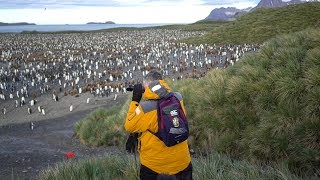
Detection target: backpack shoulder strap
<box><xmin>172</xmin><ymin>92</ymin><xmax>183</xmax><ymax>101</ymax></box>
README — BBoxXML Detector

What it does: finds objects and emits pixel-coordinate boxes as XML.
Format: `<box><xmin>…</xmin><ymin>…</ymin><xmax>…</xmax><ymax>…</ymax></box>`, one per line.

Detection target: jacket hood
<box><xmin>143</xmin><ymin>80</ymin><xmax>171</xmax><ymax>100</ymax></box>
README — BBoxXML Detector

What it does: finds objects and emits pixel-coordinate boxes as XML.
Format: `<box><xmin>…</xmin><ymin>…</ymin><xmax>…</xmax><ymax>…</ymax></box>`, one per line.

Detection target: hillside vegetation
<box><xmin>152</xmin><ymin>20</ymin><xmax>229</xmax><ymax>31</ymax></box>
<box><xmin>40</xmin><ymin>152</ymin><xmax>299</xmax><ymax>180</ymax></box>
<box><xmin>184</xmin><ymin>2</ymin><xmax>320</xmax><ymax>44</ymax></box>
<box><xmin>74</xmin><ymin>99</ymin><xmax>130</xmax><ymax>147</ymax></box>
<box><xmin>178</xmin><ymin>28</ymin><xmax>320</xmax><ymax>175</ymax></box>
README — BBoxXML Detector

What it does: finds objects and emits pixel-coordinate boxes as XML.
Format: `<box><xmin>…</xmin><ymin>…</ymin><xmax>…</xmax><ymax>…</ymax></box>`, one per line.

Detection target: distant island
<box><xmin>0</xmin><ymin>22</ymin><xmax>36</xmax><ymax>26</ymax></box>
<box><xmin>87</xmin><ymin>21</ymin><xmax>115</xmax><ymax>24</ymax></box>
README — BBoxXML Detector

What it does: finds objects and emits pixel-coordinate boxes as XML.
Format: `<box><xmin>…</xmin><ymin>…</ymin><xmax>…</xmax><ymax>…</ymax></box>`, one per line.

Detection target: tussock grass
<box><xmin>173</xmin><ymin>29</ymin><xmax>320</xmax><ymax>176</ymax></box>
<box><xmin>40</xmin><ymin>152</ymin><xmax>300</xmax><ymax>180</ymax></box>
<box><xmin>193</xmin><ymin>153</ymin><xmax>301</xmax><ymax>180</ymax></box>
<box><xmin>40</xmin><ymin>153</ymin><xmax>139</xmax><ymax>180</ymax></box>
<box><xmin>74</xmin><ymin>98</ymin><xmax>130</xmax><ymax>147</ymax></box>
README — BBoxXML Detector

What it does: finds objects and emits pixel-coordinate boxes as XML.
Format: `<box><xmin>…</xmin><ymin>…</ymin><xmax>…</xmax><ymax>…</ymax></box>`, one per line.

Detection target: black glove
<box><xmin>132</xmin><ymin>83</ymin><xmax>143</xmax><ymax>102</ymax></box>
<box><xmin>125</xmin><ymin>133</ymin><xmax>139</xmax><ymax>154</ymax></box>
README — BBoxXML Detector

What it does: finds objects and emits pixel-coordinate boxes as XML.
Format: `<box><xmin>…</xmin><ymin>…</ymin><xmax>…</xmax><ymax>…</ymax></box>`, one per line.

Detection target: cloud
<box><xmin>201</xmin><ymin>0</ymin><xmax>260</xmax><ymax>7</ymax></box>
<box><xmin>0</xmin><ymin>0</ymin><xmax>261</xmax><ymax>24</ymax></box>
<box><xmin>0</xmin><ymin>0</ymin><xmax>259</xmax><ymax>9</ymax></box>
<box><xmin>0</xmin><ymin>5</ymin><xmax>214</xmax><ymax>24</ymax></box>
<box><xmin>0</xmin><ymin>0</ymin><xmax>121</xmax><ymax>9</ymax></box>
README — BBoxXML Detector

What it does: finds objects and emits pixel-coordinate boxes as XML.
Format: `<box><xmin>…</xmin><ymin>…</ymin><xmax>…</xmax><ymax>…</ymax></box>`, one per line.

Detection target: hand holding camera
<box><xmin>131</xmin><ymin>83</ymin><xmax>144</xmax><ymax>102</ymax></box>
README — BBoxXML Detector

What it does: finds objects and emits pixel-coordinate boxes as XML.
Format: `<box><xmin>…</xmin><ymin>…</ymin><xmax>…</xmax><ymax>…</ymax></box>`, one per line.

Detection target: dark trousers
<box><xmin>140</xmin><ymin>163</ymin><xmax>193</xmax><ymax>180</ymax></box>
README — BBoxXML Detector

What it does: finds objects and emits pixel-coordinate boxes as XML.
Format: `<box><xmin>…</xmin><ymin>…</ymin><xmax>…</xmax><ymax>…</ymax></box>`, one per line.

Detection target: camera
<box><xmin>126</xmin><ymin>85</ymin><xmax>134</xmax><ymax>91</ymax></box>
<box><xmin>126</xmin><ymin>84</ymin><xmax>145</xmax><ymax>93</ymax></box>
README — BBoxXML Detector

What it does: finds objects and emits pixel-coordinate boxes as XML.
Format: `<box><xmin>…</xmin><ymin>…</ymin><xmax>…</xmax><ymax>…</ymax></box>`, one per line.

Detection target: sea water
<box><xmin>0</xmin><ymin>23</ymin><xmax>167</xmax><ymax>33</ymax></box>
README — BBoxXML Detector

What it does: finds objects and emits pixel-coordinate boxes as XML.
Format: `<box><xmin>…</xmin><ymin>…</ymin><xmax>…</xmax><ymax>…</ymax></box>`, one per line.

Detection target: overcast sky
<box><xmin>0</xmin><ymin>0</ymin><xmax>260</xmax><ymax>24</ymax></box>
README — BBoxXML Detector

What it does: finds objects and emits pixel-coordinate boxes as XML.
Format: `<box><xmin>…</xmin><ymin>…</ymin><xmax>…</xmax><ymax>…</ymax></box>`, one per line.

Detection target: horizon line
<box><xmin>0</xmin><ymin>22</ymin><xmax>189</xmax><ymax>25</ymax></box>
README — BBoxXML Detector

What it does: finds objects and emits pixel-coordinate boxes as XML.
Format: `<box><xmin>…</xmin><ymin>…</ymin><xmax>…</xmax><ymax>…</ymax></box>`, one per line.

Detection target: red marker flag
<box><xmin>66</xmin><ymin>152</ymin><xmax>75</xmax><ymax>159</ymax></box>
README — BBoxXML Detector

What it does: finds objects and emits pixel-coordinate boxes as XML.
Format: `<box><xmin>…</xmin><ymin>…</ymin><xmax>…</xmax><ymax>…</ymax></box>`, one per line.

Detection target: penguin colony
<box><xmin>0</xmin><ymin>30</ymin><xmax>259</xmax><ymax>118</ymax></box>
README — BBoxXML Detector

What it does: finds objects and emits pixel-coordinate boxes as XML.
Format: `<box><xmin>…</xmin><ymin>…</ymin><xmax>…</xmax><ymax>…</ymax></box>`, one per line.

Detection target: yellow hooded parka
<box><xmin>125</xmin><ymin>80</ymin><xmax>191</xmax><ymax>175</ymax></box>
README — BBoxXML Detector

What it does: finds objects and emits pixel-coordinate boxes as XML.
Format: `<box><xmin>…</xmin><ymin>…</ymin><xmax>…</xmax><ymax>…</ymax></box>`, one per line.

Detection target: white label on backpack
<box><xmin>169</xmin><ymin>128</ymin><xmax>187</xmax><ymax>134</ymax></box>
<box><xmin>170</xmin><ymin>110</ymin><xmax>178</xmax><ymax>116</ymax></box>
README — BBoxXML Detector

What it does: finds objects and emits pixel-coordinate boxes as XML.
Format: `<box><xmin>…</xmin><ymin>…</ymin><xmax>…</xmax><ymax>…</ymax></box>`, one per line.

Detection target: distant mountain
<box><xmin>87</xmin><ymin>21</ymin><xmax>115</xmax><ymax>24</ymax></box>
<box><xmin>205</xmin><ymin>7</ymin><xmax>251</xmax><ymax>21</ymax></box>
<box><xmin>254</xmin><ymin>0</ymin><xmax>304</xmax><ymax>9</ymax></box>
<box><xmin>204</xmin><ymin>0</ymin><xmax>319</xmax><ymax>21</ymax></box>
<box><xmin>0</xmin><ymin>22</ymin><xmax>36</xmax><ymax>26</ymax></box>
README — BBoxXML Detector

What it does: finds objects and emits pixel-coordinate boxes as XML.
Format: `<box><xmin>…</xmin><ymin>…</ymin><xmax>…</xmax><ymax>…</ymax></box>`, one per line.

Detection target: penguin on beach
<box><xmin>70</xmin><ymin>104</ymin><xmax>73</xmax><ymax>112</ymax></box>
<box><xmin>30</xmin><ymin>121</ymin><xmax>34</xmax><ymax>130</ymax></box>
<box><xmin>38</xmin><ymin>106</ymin><xmax>42</xmax><ymax>113</ymax></box>
<box><xmin>41</xmin><ymin>108</ymin><xmax>46</xmax><ymax>115</ymax></box>
<box><xmin>28</xmin><ymin>107</ymin><xmax>32</xmax><ymax>114</ymax></box>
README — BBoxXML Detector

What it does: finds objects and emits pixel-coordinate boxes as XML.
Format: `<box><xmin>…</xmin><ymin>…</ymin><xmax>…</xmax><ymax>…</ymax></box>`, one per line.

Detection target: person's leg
<box><xmin>140</xmin><ymin>164</ymin><xmax>158</xmax><ymax>180</ymax></box>
<box><xmin>157</xmin><ymin>174</ymin><xmax>177</xmax><ymax>180</ymax></box>
<box><xmin>175</xmin><ymin>163</ymin><xmax>193</xmax><ymax>180</ymax></box>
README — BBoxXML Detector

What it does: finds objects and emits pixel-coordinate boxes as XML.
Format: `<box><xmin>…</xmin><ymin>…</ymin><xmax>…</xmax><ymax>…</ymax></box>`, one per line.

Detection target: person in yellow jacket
<box><xmin>125</xmin><ymin>70</ymin><xmax>192</xmax><ymax>180</ymax></box>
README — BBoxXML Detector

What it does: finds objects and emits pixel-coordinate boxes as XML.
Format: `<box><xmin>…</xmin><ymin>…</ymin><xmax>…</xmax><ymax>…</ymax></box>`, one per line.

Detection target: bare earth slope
<box><xmin>0</xmin><ymin>95</ymin><xmax>127</xmax><ymax>180</ymax></box>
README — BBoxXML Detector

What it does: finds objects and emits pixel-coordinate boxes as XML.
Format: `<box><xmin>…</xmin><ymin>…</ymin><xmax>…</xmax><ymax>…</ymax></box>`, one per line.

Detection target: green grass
<box><xmin>74</xmin><ymin>98</ymin><xmax>130</xmax><ymax>147</ymax></box>
<box><xmin>152</xmin><ymin>20</ymin><xmax>229</xmax><ymax>32</ymax></box>
<box><xmin>40</xmin><ymin>152</ymin><xmax>300</xmax><ymax>180</ymax></box>
<box><xmin>184</xmin><ymin>2</ymin><xmax>320</xmax><ymax>45</ymax></box>
<box><xmin>40</xmin><ymin>153</ymin><xmax>139</xmax><ymax>180</ymax></box>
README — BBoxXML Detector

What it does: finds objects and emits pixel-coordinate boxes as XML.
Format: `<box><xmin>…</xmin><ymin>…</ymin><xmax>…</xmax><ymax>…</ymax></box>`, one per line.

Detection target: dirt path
<box><xmin>0</xmin><ymin>95</ymin><xmax>127</xmax><ymax>180</ymax></box>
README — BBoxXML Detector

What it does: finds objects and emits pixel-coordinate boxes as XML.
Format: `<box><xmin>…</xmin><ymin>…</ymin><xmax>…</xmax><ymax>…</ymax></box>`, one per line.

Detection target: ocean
<box><xmin>0</xmin><ymin>23</ymin><xmax>168</xmax><ymax>33</ymax></box>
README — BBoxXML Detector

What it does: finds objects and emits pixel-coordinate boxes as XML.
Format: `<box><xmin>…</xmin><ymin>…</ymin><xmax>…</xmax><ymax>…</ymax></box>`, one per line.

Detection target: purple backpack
<box><xmin>149</xmin><ymin>92</ymin><xmax>189</xmax><ymax>147</ymax></box>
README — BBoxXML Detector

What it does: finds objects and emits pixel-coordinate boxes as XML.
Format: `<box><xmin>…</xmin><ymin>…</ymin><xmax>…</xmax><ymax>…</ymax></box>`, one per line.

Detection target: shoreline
<box><xmin>0</xmin><ymin>23</ymin><xmax>171</xmax><ymax>34</ymax></box>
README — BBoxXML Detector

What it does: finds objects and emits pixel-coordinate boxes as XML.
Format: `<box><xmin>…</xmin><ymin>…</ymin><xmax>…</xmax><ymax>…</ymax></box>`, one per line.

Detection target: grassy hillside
<box><xmin>74</xmin><ymin>98</ymin><xmax>130</xmax><ymax>147</ymax></box>
<box><xmin>152</xmin><ymin>20</ymin><xmax>229</xmax><ymax>31</ymax></box>
<box><xmin>176</xmin><ymin>28</ymin><xmax>320</xmax><ymax>176</ymax></box>
<box><xmin>184</xmin><ymin>2</ymin><xmax>320</xmax><ymax>44</ymax></box>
